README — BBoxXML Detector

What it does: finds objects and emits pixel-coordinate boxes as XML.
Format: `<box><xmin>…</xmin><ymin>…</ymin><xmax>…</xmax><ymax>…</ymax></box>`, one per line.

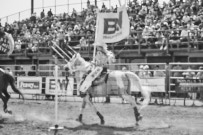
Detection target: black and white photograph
<box><xmin>0</xmin><ymin>0</ymin><xmax>203</xmax><ymax>135</ymax></box>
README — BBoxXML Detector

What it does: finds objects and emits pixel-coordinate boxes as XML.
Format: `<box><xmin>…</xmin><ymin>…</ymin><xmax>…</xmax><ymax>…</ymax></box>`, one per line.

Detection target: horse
<box><xmin>64</xmin><ymin>53</ymin><xmax>151</xmax><ymax>126</ymax></box>
<box><xmin>0</xmin><ymin>68</ymin><xmax>24</xmax><ymax>114</ymax></box>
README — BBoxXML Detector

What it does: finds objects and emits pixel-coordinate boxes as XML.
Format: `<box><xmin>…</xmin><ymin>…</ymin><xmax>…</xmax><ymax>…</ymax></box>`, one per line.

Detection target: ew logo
<box><xmin>103</xmin><ymin>11</ymin><xmax>122</xmax><ymax>34</ymax></box>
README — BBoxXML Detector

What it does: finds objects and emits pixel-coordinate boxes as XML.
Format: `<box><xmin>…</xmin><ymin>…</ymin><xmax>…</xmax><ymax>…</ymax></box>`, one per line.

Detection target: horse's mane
<box><xmin>70</xmin><ymin>53</ymin><xmax>91</xmax><ymax>71</ymax></box>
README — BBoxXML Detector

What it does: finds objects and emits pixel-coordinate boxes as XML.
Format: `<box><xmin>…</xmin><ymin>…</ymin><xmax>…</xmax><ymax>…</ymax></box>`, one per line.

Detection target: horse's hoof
<box><xmin>8</xmin><ymin>110</ymin><xmax>12</xmax><ymax>115</ymax></box>
<box><xmin>136</xmin><ymin>115</ymin><xmax>143</xmax><ymax>122</ymax></box>
<box><xmin>101</xmin><ymin>120</ymin><xmax>105</xmax><ymax>125</ymax></box>
<box><xmin>76</xmin><ymin>118</ymin><xmax>82</xmax><ymax>123</ymax></box>
<box><xmin>138</xmin><ymin>115</ymin><xmax>143</xmax><ymax>121</ymax></box>
<box><xmin>4</xmin><ymin>109</ymin><xmax>12</xmax><ymax>114</ymax></box>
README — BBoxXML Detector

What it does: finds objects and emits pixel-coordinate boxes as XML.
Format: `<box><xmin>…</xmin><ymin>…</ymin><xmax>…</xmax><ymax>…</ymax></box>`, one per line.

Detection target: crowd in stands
<box><xmin>0</xmin><ymin>0</ymin><xmax>203</xmax><ymax>55</ymax></box>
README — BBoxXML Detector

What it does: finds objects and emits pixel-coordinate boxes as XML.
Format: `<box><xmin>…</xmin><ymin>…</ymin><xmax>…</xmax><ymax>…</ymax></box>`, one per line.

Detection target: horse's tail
<box><xmin>5</xmin><ymin>73</ymin><xmax>24</xmax><ymax>100</ymax></box>
<box><xmin>125</xmin><ymin>72</ymin><xmax>150</xmax><ymax>111</ymax></box>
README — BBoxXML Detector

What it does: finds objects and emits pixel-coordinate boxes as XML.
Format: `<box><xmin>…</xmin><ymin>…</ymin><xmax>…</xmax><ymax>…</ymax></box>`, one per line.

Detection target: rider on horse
<box><xmin>78</xmin><ymin>42</ymin><xmax>115</xmax><ymax>94</ymax></box>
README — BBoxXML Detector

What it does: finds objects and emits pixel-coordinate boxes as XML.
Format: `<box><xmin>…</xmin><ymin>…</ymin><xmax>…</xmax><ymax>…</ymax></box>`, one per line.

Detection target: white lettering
<box><xmin>20</xmin><ymin>82</ymin><xmax>39</xmax><ymax>89</ymax></box>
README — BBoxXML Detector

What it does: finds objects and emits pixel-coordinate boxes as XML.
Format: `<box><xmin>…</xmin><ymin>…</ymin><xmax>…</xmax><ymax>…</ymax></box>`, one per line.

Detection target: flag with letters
<box><xmin>0</xmin><ymin>32</ymin><xmax>15</xmax><ymax>55</ymax></box>
<box><xmin>95</xmin><ymin>5</ymin><xmax>130</xmax><ymax>43</ymax></box>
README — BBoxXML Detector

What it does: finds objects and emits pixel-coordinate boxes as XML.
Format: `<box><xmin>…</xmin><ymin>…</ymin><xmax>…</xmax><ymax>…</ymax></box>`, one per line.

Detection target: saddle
<box><xmin>92</xmin><ymin>71</ymin><xmax>109</xmax><ymax>86</ymax></box>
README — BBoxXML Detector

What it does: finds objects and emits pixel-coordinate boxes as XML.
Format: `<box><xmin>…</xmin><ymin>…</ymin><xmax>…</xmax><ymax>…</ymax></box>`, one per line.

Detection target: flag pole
<box><xmin>118</xmin><ymin>0</ymin><xmax>121</xmax><ymax>6</ymax></box>
<box><xmin>93</xmin><ymin>9</ymin><xmax>99</xmax><ymax>62</ymax></box>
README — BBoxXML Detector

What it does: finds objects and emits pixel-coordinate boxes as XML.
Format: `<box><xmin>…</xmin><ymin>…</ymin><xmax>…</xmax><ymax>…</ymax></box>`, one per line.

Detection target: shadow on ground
<box><xmin>64</xmin><ymin>122</ymin><xmax>170</xmax><ymax>135</ymax></box>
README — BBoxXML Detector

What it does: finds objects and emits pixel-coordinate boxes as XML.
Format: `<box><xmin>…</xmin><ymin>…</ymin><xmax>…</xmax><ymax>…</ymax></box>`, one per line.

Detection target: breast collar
<box><xmin>0</xmin><ymin>68</ymin><xmax>5</xmax><ymax>73</ymax></box>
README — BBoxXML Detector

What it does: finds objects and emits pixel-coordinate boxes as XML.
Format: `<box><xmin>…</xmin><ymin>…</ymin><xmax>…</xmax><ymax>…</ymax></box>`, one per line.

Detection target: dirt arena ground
<box><xmin>0</xmin><ymin>98</ymin><xmax>203</xmax><ymax>135</ymax></box>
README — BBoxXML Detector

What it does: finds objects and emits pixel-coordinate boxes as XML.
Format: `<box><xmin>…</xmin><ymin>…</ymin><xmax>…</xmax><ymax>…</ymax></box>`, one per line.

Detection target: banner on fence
<box><xmin>45</xmin><ymin>77</ymin><xmax>74</xmax><ymax>95</ymax></box>
<box><xmin>14</xmin><ymin>77</ymin><xmax>42</xmax><ymax>94</ymax></box>
<box><xmin>140</xmin><ymin>78</ymin><xmax>165</xmax><ymax>92</ymax></box>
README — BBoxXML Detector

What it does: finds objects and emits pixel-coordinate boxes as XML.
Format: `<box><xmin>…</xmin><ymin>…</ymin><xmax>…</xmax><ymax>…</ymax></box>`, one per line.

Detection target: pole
<box><xmin>49</xmin><ymin>56</ymin><xmax>63</xmax><ymax>134</ymax></box>
<box><xmin>42</xmin><ymin>0</ymin><xmax>44</xmax><ymax>9</ymax></box>
<box><xmin>81</xmin><ymin>0</ymin><xmax>82</xmax><ymax>11</ymax></box>
<box><xmin>67</xmin><ymin>0</ymin><xmax>69</xmax><ymax>13</ymax></box>
<box><xmin>31</xmin><ymin>0</ymin><xmax>34</xmax><ymax>15</ymax></box>
<box><xmin>55</xmin><ymin>0</ymin><xmax>56</xmax><ymax>15</ymax></box>
<box><xmin>19</xmin><ymin>12</ymin><xmax>20</xmax><ymax>22</ymax></box>
<box><xmin>54</xmin><ymin>57</ymin><xmax>59</xmax><ymax>125</ymax></box>
<box><xmin>118</xmin><ymin>0</ymin><xmax>121</xmax><ymax>6</ymax></box>
<box><xmin>93</xmin><ymin>10</ymin><xmax>99</xmax><ymax>62</ymax></box>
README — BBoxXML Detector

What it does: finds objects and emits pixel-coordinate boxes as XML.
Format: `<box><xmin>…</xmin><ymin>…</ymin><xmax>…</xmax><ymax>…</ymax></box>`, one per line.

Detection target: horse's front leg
<box><xmin>85</xmin><ymin>94</ymin><xmax>105</xmax><ymax>125</ymax></box>
<box><xmin>76</xmin><ymin>97</ymin><xmax>86</xmax><ymax>123</ymax></box>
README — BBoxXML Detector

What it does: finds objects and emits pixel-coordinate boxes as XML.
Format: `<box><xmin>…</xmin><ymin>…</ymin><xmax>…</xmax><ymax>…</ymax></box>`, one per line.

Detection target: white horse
<box><xmin>65</xmin><ymin>53</ymin><xmax>151</xmax><ymax>126</ymax></box>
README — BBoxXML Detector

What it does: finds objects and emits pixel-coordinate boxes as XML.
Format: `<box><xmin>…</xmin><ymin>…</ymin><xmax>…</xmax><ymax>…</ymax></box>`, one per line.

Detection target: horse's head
<box><xmin>64</xmin><ymin>53</ymin><xmax>91</xmax><ymax>73</ymax></box>
<box><xmin>64</xmin><ymin>53</ymin><xmax>92</xmax><ymax>93</ymax></box>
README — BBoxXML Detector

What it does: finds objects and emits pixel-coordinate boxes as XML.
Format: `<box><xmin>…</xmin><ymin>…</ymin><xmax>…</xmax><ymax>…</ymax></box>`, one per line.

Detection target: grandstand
<box><xmin>0</xmin><ymin>0</ymin><xmax>203</xmax><ymax>103</ymax></box>
<box><xmin>0</xmin><ymin>0</ymin><xmax>203</xmax><ymax>65</ymax></box>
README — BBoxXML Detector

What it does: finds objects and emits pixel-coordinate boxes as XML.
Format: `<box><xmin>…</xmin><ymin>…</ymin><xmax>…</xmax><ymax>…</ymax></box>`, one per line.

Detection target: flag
<box><xmin>95</xmin><ymin>5</ymin><xmax>130</xmax><ymax>43</ymax></box>
<box><xmin>0</xmin><ymin>32</ymin><xmax>15</xmax><ymax>55</ymax></box>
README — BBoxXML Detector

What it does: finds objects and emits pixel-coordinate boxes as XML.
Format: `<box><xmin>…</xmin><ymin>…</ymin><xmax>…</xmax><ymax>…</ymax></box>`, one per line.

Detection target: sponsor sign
<box><xmin>95</xmin><ymin>5</ymin><xmax>129</xmax><ymax>43</ymax></box>
<box><xmin>45</xmin><ymin>77</ymin><xmax>74</xmax><ymax>95</ymax></box>
<box><xmin>140</xmin><ymin>78</ymin><xmax>165</xmax><ymax>92</ymax></box>
<box><xmin>17</xmin><ymin>77</ymin><xmax>42</xmax><ymax>94</ymax></box>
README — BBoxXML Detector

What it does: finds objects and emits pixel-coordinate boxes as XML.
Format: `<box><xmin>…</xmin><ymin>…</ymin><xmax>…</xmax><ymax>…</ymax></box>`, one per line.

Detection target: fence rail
<box><xmin>1</xmin><ymin>62</ymin><xmax>203</xmax><ymax>105</ymax></box>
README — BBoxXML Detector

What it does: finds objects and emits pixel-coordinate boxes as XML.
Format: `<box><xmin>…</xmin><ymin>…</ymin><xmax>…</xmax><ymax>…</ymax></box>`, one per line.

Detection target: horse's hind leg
<box><xmin>85</xmin><ymin>94</ymin><xmax>105</xmax><ymax>125</ymax></box>
<box><xmin>2</xmin><ymin>90</ymin><xmax>12</xmax><ymax>114</ymax></box>
<box><xmin>0</xmin><ymin>92</ymin><xmax>8</xmax><ymax>113</ymax></box>
<box><xmin>121</xmin><ymin>95</ymin><xmax>142</xmax><ymax>126</ymax></box>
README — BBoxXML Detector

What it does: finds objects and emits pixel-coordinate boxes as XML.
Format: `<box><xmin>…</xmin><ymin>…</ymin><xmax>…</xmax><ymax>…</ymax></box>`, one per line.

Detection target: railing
<box><xmin>0</xmin><ymin>0</ymin><xmax>119</xmax><ymax>25</ymax></box>
<box><xmin>169</xmin><ymin>63</ymin><xmax>203</xmax><ymax>106</ymax></box>
<box><xmin>1</xmin><ymin>62</ymin><xmax>203</xmax><ymax>106</ymax></box>
<box><xmin>1</xmin><ymin>29</ymin><xmax>202</xmax><ymax>59</ymax></box>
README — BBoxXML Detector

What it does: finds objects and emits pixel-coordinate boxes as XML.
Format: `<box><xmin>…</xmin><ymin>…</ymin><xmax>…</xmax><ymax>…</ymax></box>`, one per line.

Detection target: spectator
<box><xmin>172</xmin><ymin>64</ymin><xmax>183</xmax><ymax>77</ymax></box>
<box><xmin>183</xmin><ymin>66</ymin><xmax>196</xmax><ymax>99</ymax></box>
<box><xmin>153</xmin><ymin>65</ymin><xmax>165</xmax><ymax>77</ymax></box>
<box><xmin>47</xmin><ymin>9</ymin><xmax>53</xmax><ymax>17</ymax></box>
<box><xmin>41</xmin><ymin>9</ymin><xmax>45</xmax><ymax>19</ymax></box>
<box><xmin>80</xmin><ymin>37</ymin><xmax>87</xmax><ymax>47</ymax></box>
<box><xmin>57</xmin><ymin>29</ymin><xmax>66</xmax><ymax>49</ymax></box>
<box><xmin>142</xmin><ymin>65</ymin><xmax>152</xmax><ymax>77</ymax></box>
<box><xmin>28</xmin><ymin>66</ymin><xmax>36</xmax><ymax>76</ymax></box>
<box><xmin>180</xmin><ymin>24</ymin><xmax>189</xmax><ymax>43</ymax></box>
<box><xmin>30</xmin><ymin>12</ymin><xmax>36</xmax><ymax>23</ymax></box>
<box><xmin>196</xmin><ymin>66</ymin><xmax>203</xmax><ymax>101</ymax></box>
<box><xmin>87</xmin><ymin>0</ymin><xmax>90</xmax><ymax>8</ymax></box>
<box><xmin>17</xmin><ymin>66</ymin><xmax>26</xmax><ymax>76</ymax></box>
<box><xmin>15</xmin><ymin>39</ymin><xmax>22</xmax><ymax>53</ymax></box>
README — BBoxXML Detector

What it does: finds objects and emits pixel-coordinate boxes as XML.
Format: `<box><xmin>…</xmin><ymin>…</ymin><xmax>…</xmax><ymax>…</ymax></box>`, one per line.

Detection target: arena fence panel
<box><xmin>169</xmin><ymin>63</ymin><xmax>203</xmax><ymax>106</ymax></box>
<box><xmin>3</xmin><ymin>62</ymin><xmax>203</xmax><ymax>106</ymax></box>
